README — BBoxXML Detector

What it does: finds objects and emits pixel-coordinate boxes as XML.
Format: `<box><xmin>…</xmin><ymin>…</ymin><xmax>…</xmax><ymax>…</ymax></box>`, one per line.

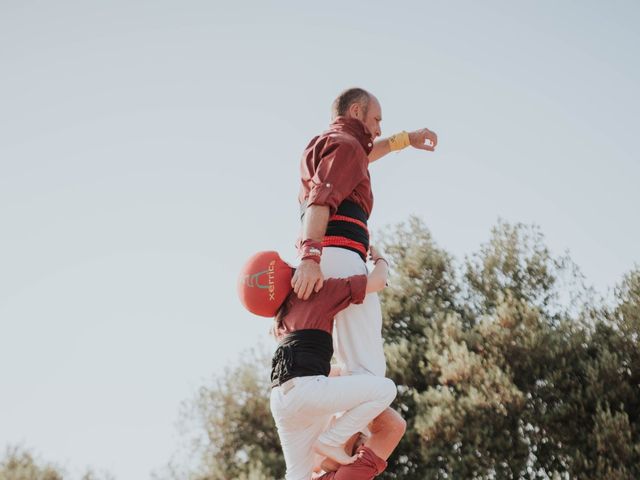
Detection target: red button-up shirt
<box><xmin>299</xmin><ymin>117</ymin><xmax>374</xmax><ymax>217</ymax></box>
<box><xmin>276</xmin><ymin>275</ymin><xmax>367</xmax><ymax>338</ymax></box>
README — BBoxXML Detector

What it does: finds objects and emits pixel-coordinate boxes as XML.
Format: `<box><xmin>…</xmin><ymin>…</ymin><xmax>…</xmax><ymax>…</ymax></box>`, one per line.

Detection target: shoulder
<box><xmin>304</xmin><ymin>128</ymin><xmax>361</xmax><ymax>153</ymax></box>
<box><xmin>318</xmin><ymin>133</ymin><xmax>368</xmax><ymax>168</ymax></box>
<box><xmin>324</xmin><ymin>131</ymin><xmax>363</xmax><ymax>153</ymax></box>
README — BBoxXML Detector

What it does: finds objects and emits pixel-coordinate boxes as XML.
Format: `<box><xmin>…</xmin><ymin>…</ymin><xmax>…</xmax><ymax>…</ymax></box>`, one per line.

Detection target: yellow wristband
<box><xmin>388</xmin><ymin>131</ymin><xmax>410</xmax><ymax>151</ymax></box>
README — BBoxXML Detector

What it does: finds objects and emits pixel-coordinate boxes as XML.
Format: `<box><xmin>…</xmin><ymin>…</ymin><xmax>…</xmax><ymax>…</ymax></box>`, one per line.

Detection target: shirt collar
<box><xmin>329</xmin><ymin>116</ymin><xmax>374</xmax><ymax>154</ymax></box>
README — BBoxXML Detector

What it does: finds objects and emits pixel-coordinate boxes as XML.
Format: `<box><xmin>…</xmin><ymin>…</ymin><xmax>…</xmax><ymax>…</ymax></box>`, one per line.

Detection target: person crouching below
<box><xmin>238</xmin><ymin>246</ymin><xmax>396</xmax><ymax>480</ymax></box>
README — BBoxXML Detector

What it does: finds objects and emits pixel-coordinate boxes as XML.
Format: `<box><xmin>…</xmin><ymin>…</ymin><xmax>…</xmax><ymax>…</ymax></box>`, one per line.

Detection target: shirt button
<box><xmin>368</xmin><ymin>143</ymin><xmax>372</xmax><ymax>147</ymax></box>
<box><xmin>326</xmin><ymin>183</ymin><xmax>331</xmax><ymax>187</ymax></box>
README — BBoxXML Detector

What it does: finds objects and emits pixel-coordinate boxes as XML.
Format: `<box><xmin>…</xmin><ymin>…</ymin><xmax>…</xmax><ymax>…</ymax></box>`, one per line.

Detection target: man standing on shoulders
<box><xmin>292</xmin><ymin>87</ymin><xmax>438</xmax><ymax>466</ymax></box>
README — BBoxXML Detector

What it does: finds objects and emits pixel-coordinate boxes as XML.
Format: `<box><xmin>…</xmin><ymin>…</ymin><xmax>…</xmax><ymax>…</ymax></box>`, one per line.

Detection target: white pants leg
<box><xmin>314</xmin><ymin>374</ymin><xmax>396</xmax><ymax>447</ymax></box>
<box><xmin>320</xmin><ymin>247</ymin><xmax>387</xmax><ymax>377</ymax></box>
<box><xmin>271</xmin><ymin>378</ymin><xmax>331</xmax><ymax>480</ymax></box>
<box><xmin>270</xmin><ymin>374</ymin><xmax>396</xmax><ymax>480</ymax></box>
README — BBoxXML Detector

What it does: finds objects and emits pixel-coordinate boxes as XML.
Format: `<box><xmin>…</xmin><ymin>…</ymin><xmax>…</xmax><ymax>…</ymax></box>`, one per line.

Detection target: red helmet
<box><xmin>237</xmin><ymin>251</ymin><xmax>293</xmax><ymax>317</ymax></box>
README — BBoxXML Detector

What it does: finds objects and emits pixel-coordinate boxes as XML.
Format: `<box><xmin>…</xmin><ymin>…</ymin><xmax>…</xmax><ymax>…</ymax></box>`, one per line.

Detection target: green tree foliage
<box><xmin>380</xmin><ymin>218</ymin><xmax>640</xmax><ymax>479</ymax></box>
<box><xmin>172</xmin><ymin>218</ymin><xmax>640</xmax><ymax>479</ymax></box>
<box><xmin>159</xmin><ymin>349</ymin><xmax>284</xmax><ymax>480</ymax></box>
<box><xmin>0</xmin><ymin>447</ymin><xmax>63</xmax><ymax>480</ymax></box>
<box><xmin>0</xmin><ymin>447</ymin><xmax>114</xmax><ymax>480</ymax></box>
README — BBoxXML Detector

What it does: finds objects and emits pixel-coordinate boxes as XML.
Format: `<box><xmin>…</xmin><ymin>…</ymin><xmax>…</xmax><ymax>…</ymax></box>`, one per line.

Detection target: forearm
<box><xmin>369</xmin><ymin>128</ymin><xmax>437</xmax><ymax>163</ymax></box>
<box><xmin>294</xmin><ymin>204</ymin><xmax>329</xmax><ymax>298</ymax></box>
<box><xmin>366</xmin><ymin>259</ymin><xmax>389</xmax><ymax>293</ymax></box>
<box><xmin>368</xmin><ymin>138</ymin><xmax>391</xmax><ymax>163</ymax></box>
<box><xmin>301</xmin><ymin>204</ymin><xmax>330</xmax><ymax>241</ymax></box>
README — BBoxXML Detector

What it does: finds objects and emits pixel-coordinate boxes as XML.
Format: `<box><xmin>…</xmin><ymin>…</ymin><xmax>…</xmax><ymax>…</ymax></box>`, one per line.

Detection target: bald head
<box><xmin>331</xmin><ymin>88</ymin><xmax>371</xmax><ymax>119</ymax></box>
<box><xmin>331</xmin><ymin>87</ymin><xmax>382</xmax><ymax>138</ymax></box>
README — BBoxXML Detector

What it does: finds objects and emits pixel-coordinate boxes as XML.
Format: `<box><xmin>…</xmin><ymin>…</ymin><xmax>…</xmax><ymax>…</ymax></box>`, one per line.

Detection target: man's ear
<box><xmin>347</xmin><ymin>102</ymin><xmax>362</xmax><ymax>119</ymax></box>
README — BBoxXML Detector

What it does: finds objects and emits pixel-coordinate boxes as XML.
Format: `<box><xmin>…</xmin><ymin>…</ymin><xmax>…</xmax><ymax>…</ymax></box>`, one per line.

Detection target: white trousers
<box><xmin>321</xmin><ymin>247</ymin><xmax>387</xmax><ymax>377</ymax></box>
<box><xmin>270</xmin><ymin>374</ymin><xmax>396</xmax><ymax>480</ymax></box>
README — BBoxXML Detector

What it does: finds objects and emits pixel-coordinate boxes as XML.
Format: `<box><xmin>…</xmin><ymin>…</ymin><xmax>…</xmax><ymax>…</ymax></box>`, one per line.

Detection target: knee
<box><xmin>393</xmin><ymin>413</ymin><xmax>407</xmax><ymax>436</ymax></box>
<box><xmin>384</xmin><ymin>409</ymin><xmax>406</xmax><ymax>437</ymax></box>
<box><xmin>370</xmin><ymin>407</ymin><xmax>406</xmax><ymax>436</ymax></box>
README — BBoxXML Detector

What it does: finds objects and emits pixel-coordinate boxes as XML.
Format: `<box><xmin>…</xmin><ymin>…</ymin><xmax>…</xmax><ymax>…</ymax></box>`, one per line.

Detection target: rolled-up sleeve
<box><xmin>318</xmin><ymin>274</ymin><xmax>369</xmax><ymax>320</ymax></box>
<box><xmin>347</xmin><ymin>274</ymin><xmax>368</xmax><ymax>305</ymax></box>
<box><xmin>306</xmin><ymin>142</ymin><xmax>367</xmax><ymax>215</ymax></box>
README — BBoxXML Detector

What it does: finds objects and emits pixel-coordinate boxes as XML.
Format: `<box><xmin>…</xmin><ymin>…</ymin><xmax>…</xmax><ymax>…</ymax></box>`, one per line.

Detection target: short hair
<box><xmin>331</xmin><ymin>88</ymin><xmax>370</xmax><ymax>119</ymax></box>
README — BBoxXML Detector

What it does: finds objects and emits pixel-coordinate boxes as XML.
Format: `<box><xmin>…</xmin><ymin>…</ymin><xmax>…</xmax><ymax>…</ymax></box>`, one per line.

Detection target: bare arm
<box><xmin>300</xmin><ymin>204</ymin><xmax>330</xmax><ymax>241</ymax></box>
<box><xmin>369</xmin><ymin>138</ymin><xmax>391</xmax><ymax>163</ymax></box>
<box><xmin>368</xmin><ymin>128</ymin><xmax>438</xmax><ymax>164</ymax></box>
<box><xmin>368</xmin><ymin>139</ymin><xmax>392</xmax><ymax>163</ymax></box>
<box><xmin>291</xmin><ymin>205</ymin><xmax>330</xmax><ymax>300</ymax></box>
<box><xmin>365</xmin><ymin>246</ymin><xmax>389</xmax><ymax>294</ymax></box>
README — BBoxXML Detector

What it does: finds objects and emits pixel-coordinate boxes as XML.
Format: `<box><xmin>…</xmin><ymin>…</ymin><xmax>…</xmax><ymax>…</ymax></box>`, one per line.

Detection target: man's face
<box><xmin>362</xmin><ymin>96</ymin><xmax>382</xmax><ymax>139</ymax></box>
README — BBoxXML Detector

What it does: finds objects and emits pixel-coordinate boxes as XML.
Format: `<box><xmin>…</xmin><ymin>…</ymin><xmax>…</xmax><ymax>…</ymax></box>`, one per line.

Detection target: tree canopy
<box><xmin>165</xmin><ymin>218</ymin><xmax>640</xmax><ymax>479</ymax></box>
<box><xmin>12</xmin><ymin>218</ymin><xmax>638</xmax><ymax>480</ymax></box>
<box><xmin>158</xmin><ymin>218</ymin><xmax>640</xmax><ymax>479</ymax></box>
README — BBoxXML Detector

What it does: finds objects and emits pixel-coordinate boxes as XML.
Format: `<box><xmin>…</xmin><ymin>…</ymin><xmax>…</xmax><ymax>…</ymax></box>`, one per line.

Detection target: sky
<box><xmin>1</xmin><ymin>1</ymin><xmax>639</xmax><ymax>478</ymax></box>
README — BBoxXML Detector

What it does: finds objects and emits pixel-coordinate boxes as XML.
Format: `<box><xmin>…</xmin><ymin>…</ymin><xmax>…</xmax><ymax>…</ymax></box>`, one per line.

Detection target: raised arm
<box><xmin>368</xmin><ymin>128</ymin><xmax>438</xmax><ymax>164</ymax></box>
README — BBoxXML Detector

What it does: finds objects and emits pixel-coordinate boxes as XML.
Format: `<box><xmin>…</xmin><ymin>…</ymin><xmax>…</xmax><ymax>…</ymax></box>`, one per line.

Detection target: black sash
<box><xmin>271</xmin><ymin>329</ymin><xmax>333</xmax><ymax>388</ymax></box>
<box><xmin>300</xmin><ymin>200</ymin><xmax>370</xmax><ymax>261</ymax></box>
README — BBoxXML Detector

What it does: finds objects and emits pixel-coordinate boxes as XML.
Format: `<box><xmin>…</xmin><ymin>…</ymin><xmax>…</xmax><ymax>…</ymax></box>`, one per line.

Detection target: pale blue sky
<box><xmin>1</xmin><ymin>1</ymin><xmax>639</xmax><ymax>478</ymax></box>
